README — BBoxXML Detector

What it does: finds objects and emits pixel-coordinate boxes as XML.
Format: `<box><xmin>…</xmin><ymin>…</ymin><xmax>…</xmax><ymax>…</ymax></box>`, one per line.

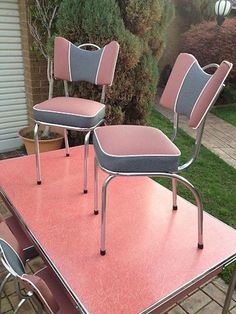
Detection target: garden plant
<box><xmin>56</xmin><ymin>0</ymin><xmax>174</xmax><ymax>125</ymax></box>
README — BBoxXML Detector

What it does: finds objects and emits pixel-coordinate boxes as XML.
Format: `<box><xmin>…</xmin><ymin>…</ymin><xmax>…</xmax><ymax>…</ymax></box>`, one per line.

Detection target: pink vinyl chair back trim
<box><xmin>189</xmin><ymin>61</ymin><xmax>232</xmax><ymax>128</ymax></box>
<box><xmin>160</xmin><ymin>53</ymin><xmax>196</xmax><ymax>111</ymax></box>
<box><xmin>54</xmin><ymin>37</ymin><xmax>70</xmax><ymax>81</ymax></box>
<box><xmin>22</xmin><ymin>274</ymin><xmax>60</xmax><ymax>314</ymax></box>
<box><xmin>96</xmin><ymin>41</ymin><xmax>120</xmax><ymax>85</ymax></box>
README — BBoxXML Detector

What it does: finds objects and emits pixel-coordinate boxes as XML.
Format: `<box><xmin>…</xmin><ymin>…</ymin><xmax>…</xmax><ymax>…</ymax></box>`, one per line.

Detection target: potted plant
<box><xmin>19</xmin><ymin>0</ymin><xmax>64</xmax><ymax>154</ymax></box>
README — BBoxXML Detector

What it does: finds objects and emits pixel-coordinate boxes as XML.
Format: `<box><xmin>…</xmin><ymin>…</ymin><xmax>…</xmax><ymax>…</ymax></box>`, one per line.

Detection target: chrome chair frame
<box><xmin>34</xmin><ymin>43</ymin><xmax>106</xmax><ymax>194</ymax></box>
<box><xmin>0</xmin><ymin>242</ymin><xmax>30</xmax><ymax>314</ymax></box>
<box><xmin>94</xmin><ymin>62</ymin><xmax>227</xmax><ymax>256</ymax></box>
<box><xmin>0</xmin><ymin>255</ymin><xmax>43</xmax><ymax>314</ymax></box>
<box><xmin>0</xmin><ymin>242</ymin><xmax>56</xmax><ymax>314</ymax></box>
<box><xmin>0</xmin><ymin>215</ymin><xmax>38</xmax><ymax>310</ymax></box>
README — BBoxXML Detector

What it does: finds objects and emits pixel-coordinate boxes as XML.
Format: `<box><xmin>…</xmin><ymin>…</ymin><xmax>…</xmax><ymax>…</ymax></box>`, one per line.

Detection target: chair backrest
<box><xmin>160</xmin><ymin>53</ymin><xmax>233</xmax><ymax>129</ymax></box>
<box><xmin>0</xmin><ymin>219</ymin><xmax>25</xmax><ymax>275</ymax></box>
<box><xmin>0</xmin><ymin>230</ymin><xmax>59</xmax><ymax>314</ymax></box>
<box><xmin>54</xmin><ymin>36</ymin><xmax>120</xmax><ymax>86</ymax></box>
<box><xmin>22</xmin><ymin>273</ymin><xmax>59</xmax><ymax>314</ymax></box>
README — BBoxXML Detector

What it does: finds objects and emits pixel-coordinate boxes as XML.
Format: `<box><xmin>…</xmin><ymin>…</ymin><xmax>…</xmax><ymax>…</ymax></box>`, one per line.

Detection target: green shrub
<box><xmin>176</xmin><ymin>0</ymin><xmax>215</xmax><ymax>26</ymax></box>
<box><xmin>56</xmin><ymin>0</ymin><xmax>174</xmax><ymax>125</ymax></box>
<box><xmin>181</xmin><ymin>18</ymin><xmax>236</xmax><ymax>105</ymax></box>
<box><xmin>181</xmin><ymin>18</ymin><xmax>236</xmax><ymax>81</ymax></box>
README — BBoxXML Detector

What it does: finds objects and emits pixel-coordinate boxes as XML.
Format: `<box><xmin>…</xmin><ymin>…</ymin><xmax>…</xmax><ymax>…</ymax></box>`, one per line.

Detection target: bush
<box><xmin>56</xmin><ymin>0</ymin><xmax>174</xmax><ymax>125</ymax></box>
<box><xmin>176</xmin><ymin>0</ymin><xmax>215</xmax><ymax>26</ymax></box>
<box><xmin>181</xmin><ymin>18</ymin><xmax>236</xmax><ymax>81</ymax></box>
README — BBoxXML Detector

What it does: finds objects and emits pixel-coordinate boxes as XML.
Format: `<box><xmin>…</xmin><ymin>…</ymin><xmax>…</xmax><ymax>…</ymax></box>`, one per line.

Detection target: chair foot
<box><xmin>198</xmin><ymin>243</ymin><xmax>204</xmax><ymax>249</ymax></box>
<box><xmin>37</xmin><ymin>181</ymin><xmax>41</xmax><ymax>185</ymax></box>
<box><xmin>173</xmin><ymin>205</ymin><xmax>178</xmax><ymax>210</ymax></box>
<box><xmin>94</xmin><ymin>210</ymin><xmax>99</xmax><ymax>215</ymax></box>
<box><xmin>100</xmin><ymin>250</ymin><xmax>106</xmax><ymax>256</ymax></box>
<box><xmin>84</xmin><ymin>189</ymin><xmax>88</xmax><ymax>194</ymax></box>
<box><xmin>66</xmin><ymin>153</ymin><xmax>70</xmax><ymax>157</ymax></box>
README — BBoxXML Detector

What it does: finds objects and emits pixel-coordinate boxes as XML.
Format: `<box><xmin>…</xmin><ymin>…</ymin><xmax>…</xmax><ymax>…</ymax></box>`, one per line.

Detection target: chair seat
<box><xmin>93</xmin><ymin>125</ymin><xmax>181</xmax><ymax>173</ymax></box>
<box><xmin>33</xmin><ymin>97</ymin><xmax>105</xmax><ymax>128</ymax></box>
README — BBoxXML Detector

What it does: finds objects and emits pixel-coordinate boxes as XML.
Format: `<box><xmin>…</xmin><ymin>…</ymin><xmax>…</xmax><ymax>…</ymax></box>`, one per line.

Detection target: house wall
<box><xmin>18</xmin><ymin>0</ymin><xmax>48</xmax><ymax>123</ymax></box>
<box><xmin>0</xmin><ymin>0</ymin><xmax>28</xmax><ymax>152</ymax></box>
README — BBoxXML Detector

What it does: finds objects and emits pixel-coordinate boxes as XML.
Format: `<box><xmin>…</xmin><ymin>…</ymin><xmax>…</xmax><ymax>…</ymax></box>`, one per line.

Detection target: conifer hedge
<box><xmin>181</xmin><ymin>19</ymin><xmax>236</xmax><ymax>80</ymax></box>
<box><xmin>176</xmin><ymin>0</ymin><xmax>215</xmax><ymax>25</ymax></box>
<box><xmin>56</xmin><ymin>0</ymin><xmax>174</xmax><ymax>125</ymax></box>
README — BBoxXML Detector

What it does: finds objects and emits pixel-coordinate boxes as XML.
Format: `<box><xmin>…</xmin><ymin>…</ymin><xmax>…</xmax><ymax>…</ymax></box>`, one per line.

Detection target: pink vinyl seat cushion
<box><xmin>33</xmin><ymin>97</ymin><xmax>105</xmax><ymax>128</ymax></box>
<box><xmin>93</xmin><ymin>125</ymin><xmax>181</xmax><ymax>173</ymax></box>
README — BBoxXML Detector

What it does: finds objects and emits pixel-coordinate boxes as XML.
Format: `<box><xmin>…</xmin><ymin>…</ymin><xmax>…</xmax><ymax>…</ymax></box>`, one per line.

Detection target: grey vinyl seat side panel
<box><xmin>93</xmin><ymin>133</ymin><xmax>180</xmax><ymax>173</ymax></box>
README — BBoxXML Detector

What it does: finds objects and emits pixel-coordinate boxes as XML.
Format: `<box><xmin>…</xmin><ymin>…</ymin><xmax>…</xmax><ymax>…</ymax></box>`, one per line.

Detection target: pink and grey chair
<box><xmin>0</xmin><ymin>213</ymin><xmax>38</xmax><ymax>310</ymax></box>
<box><xmin>93</xmin><ymin>53</ymin><xmax>233</xmax><ymax>255</ymax></box>
<box><xmin>33</xmin><ymin>37</ymin><xmax>119</xmax><ymax>193</ymax></box>
<box><xmin>0</xmin><ymin>228</ymin><xmax>78</xmax><ymax>313</ymax></box>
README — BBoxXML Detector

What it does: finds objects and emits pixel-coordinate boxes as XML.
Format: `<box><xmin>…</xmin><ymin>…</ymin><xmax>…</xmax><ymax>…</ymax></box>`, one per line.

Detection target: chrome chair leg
<box><xmin>94</xmin><ymin>157</ymin><xmax>99</xmax><ymax>215</ymax></box>
<box><xmin>84</xmin><ymin>131</ymin><xmax>91</xmax><ymax>194</ymax></box>
<box><xmin>34</xmin><ymin>123</ymin><xmax>41</xmax><ymax>185</ymax></box>
<box><xmin>100</xmin><ymin>175</ymin><xmax>115</xmax><ymax>256</ymax></box>
<box><xmin>0</xmin><ymin>272</ymin><xmax>11</xmax><ymax>295</ymax></box>
<box><xmin>64</xmin><ymin>129</ymin><xmax>70</xmax><ymax>157</ymax></box>
<box><xmin>0</xmin><ymin>272</ymin><xmax>11</xmax><ymax>313</ymax></box>
<box><xmin>99</xmin><ymin>172</ymin><xmax>203</xmax><ymax>255</ymax></box>
<box><xmin>173</xmin><ymin>174</ymin><xmax>204</xmax><ymax>249</ymax></box>
<box><xmin>172</xmin><ymin>178</ymin><xmax>178</xmax><ymax>210</ymax></box>
<box><xmin>14</xmin><ymin>298</ymin><xmax>27</xmax><ymax>314</ymax></box>
<box><xmin>222</xmin><ymin>262</ymin><xmax>236</xmax><ymax>314</ymax></box>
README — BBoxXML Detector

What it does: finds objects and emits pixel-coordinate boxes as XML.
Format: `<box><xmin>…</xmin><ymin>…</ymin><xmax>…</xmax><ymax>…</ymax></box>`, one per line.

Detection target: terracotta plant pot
<box><xmin>19</xmin><ymin>126</ymin><xmax>64</xmax><ymax>155</ymax></box>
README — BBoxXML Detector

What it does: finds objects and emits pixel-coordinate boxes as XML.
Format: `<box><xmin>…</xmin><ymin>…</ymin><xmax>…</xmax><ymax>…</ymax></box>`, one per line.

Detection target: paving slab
<box><xmin>197</xmin><ymin>301</ymin><xmax>223</xmax><ymax>314</ymax></box>
<box><xmin>203</xmin><ymin>283</ymin><xmax>235</xmax><ymax>309</ymax></box>
<box><xmin>180</xmin><ymin>290</ymin><xmax>211</xmax><ymax>314</ymax></box>
<box><xmin>167</xmin><ymin>304</ymin><xmax>188</xmax><ymax>314</ymax></box>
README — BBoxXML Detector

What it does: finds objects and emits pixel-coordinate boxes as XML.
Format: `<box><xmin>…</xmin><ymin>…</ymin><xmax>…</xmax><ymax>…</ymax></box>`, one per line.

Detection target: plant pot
<box><xmin>19</xmin><ymin>126</ymin><xmax>64</xmax><ymax>155</ymax></box>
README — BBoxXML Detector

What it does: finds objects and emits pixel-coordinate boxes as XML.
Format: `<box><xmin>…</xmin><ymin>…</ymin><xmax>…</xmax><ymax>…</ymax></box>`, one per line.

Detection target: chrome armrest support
<box><xmin>100</xmin><ymin>85</ymin><xmax>106</xmax><ymax>103</ymax></box>
<box><xmin>178</xmin><ymin>118</ymin><xmax>206</xmax><ymax>172</ymax></box>
<box><xmin>171</xmin><ymin>112</ymin><xmax>179</xmax><ymax>142</ymax></box>
<box><xmin>78</xmin><ymin>43</ymin><xmax>100</xmax><ymax>50</ymax></box>
<box><xmin>202</xmin><ymin>63</ymin><xmax>219</xmax><ymax>71</ymax></box>
<box><xmin>63</xmin><ymin>80</ymin><xmax>69</xmax><ymax>97</ymax></box>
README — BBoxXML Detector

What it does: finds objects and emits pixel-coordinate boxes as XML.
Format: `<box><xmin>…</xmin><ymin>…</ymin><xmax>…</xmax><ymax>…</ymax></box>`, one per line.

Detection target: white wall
<box><xmin>0</xmin><ymin>0</ymin><xmax>28</xmax><ymax>152</ymax></box>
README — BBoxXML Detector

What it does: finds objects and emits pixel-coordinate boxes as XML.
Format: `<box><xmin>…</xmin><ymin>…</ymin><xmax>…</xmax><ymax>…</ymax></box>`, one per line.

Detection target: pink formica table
<box><xmin>0</xmin><ymin>146</ymin><xmax>235</xmax><ymax>313</ymax></box>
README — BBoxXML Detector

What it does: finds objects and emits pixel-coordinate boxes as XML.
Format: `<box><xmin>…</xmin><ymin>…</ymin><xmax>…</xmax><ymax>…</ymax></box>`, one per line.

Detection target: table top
<box><xmin>0</xmin><ymin>146</ymin><xmax>235</xmax><ymax>314</ymax></box>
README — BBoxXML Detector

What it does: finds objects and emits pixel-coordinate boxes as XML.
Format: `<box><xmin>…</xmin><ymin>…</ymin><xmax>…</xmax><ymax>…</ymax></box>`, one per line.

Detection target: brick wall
<box><xmin>18</xmin><ymin>0</ymin><xmax>48</xmax><ymax>124</ymax></box>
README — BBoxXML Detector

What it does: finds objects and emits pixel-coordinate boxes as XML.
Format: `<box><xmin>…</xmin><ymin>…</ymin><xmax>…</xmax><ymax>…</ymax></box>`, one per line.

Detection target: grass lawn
<box><xmin>211</xmin><ymin>104</ymin><xmax>236</xmax><ymax>127</ymax></box>
<box><xmin>148</xmin><ymin>107</ymin><xmax>236</xmax><ymax>283</ymax></box>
